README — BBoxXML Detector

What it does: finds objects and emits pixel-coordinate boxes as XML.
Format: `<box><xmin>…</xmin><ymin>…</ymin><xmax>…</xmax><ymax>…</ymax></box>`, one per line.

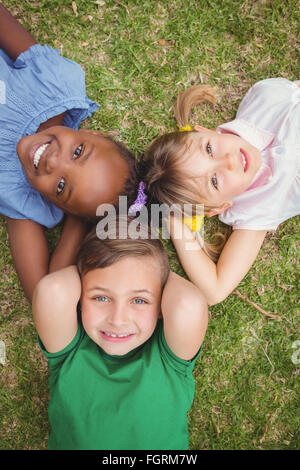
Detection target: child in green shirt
<box><xmin>32</xmin><ymin>215</ymin><xmax>208</xmax><ymax>450</ymax></box>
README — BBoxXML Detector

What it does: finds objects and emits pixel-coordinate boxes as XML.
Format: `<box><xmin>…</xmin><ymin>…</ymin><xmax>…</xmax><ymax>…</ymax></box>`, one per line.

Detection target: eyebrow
<box><xmin>87</xmin><ymin>286</ymin><xmax>155</xmax><ymax>297</ymax></box>
<box><xmin>197</xmin><ymin>142</ymin><xmax>214</xmax><ymax>199</ymax></box>
<box><xmin>79</xmin><ymin>145</ymin><xmax>93</xmax><ymax>166</ymax></box>
<box><xmin>63</xmin><ymin>186</ymin><xmax>74</xmax><ymax>205</ymax></box>
<box><xmin>194</xmin><ymin>172</ymin><xmax>210</xmax><ymax>201</ymax></box>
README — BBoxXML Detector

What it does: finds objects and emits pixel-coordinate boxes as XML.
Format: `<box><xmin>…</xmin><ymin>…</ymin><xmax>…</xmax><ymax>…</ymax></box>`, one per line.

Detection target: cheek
<box><xmin>31</xmin><ymin>176</ymin><xmax>53</xmax><ymax>198</ymax></box>
<box><xmin>137</xmin><ymin>308</ymin><xmax>159</xmax><ymax>335</ymax></box>
<box><xmin>81</xmin><ymin>303</ymin><xmax>99</xmax><ymax>332</ymax></box>
<box><xmin>224</xmin><ymin>173</ymin><xmax>245</xmax><ymax>193</ymax></box>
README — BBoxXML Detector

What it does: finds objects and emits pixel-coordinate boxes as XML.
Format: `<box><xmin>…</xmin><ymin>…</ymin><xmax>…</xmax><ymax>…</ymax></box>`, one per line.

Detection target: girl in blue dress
<box><xmin>0</xmin><ymin>4</ymin><xmax>137</xmax><ymax>302</ymax></box>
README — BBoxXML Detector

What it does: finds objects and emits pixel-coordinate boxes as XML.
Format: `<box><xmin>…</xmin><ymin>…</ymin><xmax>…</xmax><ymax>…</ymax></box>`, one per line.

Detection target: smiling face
<box><xmin>182</xmin><ymin>127</ymin><xmax>262</xmax><ymax>211</ymax></box>
<box><xmin>80</xmin><ymin>256</ymin><xmax>162</xmax><ymax>356</ymax></box>
<box><xmin>17</xmin><ymin>127</ymin><xmax>130</xmax><ymax>217</ymax></box>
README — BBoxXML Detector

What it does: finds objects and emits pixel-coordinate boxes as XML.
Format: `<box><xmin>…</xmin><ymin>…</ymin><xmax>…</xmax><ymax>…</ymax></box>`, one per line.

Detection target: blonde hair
<box><xmin>142</xmin><ymin>84</ymin><xmax>229</xmax><ymax>261</ymax></box>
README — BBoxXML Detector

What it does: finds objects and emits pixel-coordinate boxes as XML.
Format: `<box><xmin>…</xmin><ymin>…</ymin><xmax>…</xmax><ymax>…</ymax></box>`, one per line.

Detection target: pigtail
<box><xmin>197</xmin><ymin>229</ymin><xmax>231</xmax><ymax>262</ymax></box>
<box><xmin>174</xmin><ymin>85</ymin><xmax>218</xmax><ymax>128</ymax></box>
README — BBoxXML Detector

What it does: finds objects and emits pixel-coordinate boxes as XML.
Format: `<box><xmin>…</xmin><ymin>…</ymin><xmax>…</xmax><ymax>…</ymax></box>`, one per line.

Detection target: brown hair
<box><xmin>140</xmin><ymin>84</ymin><xmax>228</xmax><ymax>261</ymax></box>
<box><xmin>77</xmin><ymin>215</ymin><xmax>170</xmax><ymax>288</ymax></box>
<box><xmin>143</xmin><ymin>85</ymin><xmax>218</xmax><ymax>211</ymax></box>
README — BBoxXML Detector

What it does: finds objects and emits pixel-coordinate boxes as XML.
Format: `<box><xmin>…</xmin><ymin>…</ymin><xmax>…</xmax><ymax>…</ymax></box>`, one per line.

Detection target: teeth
<box><xmin>241</xmin><ymin>152</ymin><xmax>246</xmax><ymax>170</ymax></box>
<box><xmin>34</xmin><ymin>143</ymin><xmax>49</xmax><ymax>168</ymax></box>
<box><xmin>105</xmin><ymin>332</ymin><xmax>130</xmax><ymax>338</ymax></box>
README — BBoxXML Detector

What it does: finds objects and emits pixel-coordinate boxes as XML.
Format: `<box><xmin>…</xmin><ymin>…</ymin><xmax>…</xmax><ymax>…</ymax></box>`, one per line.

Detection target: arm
<box><xmin>0</xmin><ymin>4</ymin><xmax>66</xmax><ymax>131</ymax></box>
<box><xmin>161</xmin><ymin>272</ymin><xmax>208</xmax><ymax>361</ymax></box>
<box><xmin>0</xmin><ymin>3</ymin><xmax>37</xmax><ymax>60</ymax></box>
<box><xmin>32</xmin><ymin>266</ymin><xmax>81</xmax><ymax>354</ymax></box>
<box><xmin>6</xmin><ymin>215</ymin><xmax>88</xmax><ymax>304</ymax></box>
<box><xmin>170</xmin><ymin>216</ymin><xmax>267</xmax><ymax>306</ymax></box>
<box><xmin>49</xmin><ymin>215</ymin><xmax>90</xmax><ymax>273</ymax></box>
<box><xmin>6</xmin><ymin>218</ymin><xmax>50</xmax><ymax>303</ymax></box>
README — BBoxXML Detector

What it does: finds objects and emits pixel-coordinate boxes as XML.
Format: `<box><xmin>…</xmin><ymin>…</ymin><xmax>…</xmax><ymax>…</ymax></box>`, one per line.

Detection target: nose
<box><xmin>45</xmin><ymin>148</ymin><xmax>59</xmax><ymax>174</ymax></box>
<box><xmin>217</xmin><ymin>152</ymin><xmax>235</xmax><ymax>171</ymax></box>
<box><xmin>107</xmin><ymin>303</ymin><xmax>128</xmax><ymax>327</ymax></box>
<box><xmin>45</xmin><ymin>146</ymin><xmax>70</xmax><ymax>174</ymax></box>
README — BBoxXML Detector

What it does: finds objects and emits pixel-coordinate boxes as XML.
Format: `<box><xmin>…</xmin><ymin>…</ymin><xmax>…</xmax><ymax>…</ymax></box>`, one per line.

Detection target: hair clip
<box><xmin>128</xmin><ymin>181</ymin><xmax>148</xmax><ymax>214</ymax></box>
<box><xmin>179</xmin><ymin>125</ymin><xmax>193</xmax><ymax>132</ymax></box>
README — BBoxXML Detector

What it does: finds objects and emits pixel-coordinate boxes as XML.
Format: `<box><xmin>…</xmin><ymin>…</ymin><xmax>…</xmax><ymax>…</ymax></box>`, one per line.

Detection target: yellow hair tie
<box><xmin>179</xmin><ymin>125</ymin><xmax>193</xmax><ymax>132</ymax></box>
<box><xmin>183</xmin><ymin>214</ymin><xmax>204</xmax><ymax>232</ymax></box>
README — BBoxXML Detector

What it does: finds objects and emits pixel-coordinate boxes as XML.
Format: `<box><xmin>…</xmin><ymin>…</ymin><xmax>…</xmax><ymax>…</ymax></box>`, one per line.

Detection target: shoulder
<box><xmin>233</xmin><ymin>78</ymin><xmax>300</xmax><ymax>151</ymax></box>
<box><xmin>148</xmin><ymin>319</ymin><xmax>201</xmax><ymax>376</ymax></box>
<box><xmin>237</xmin><ymin>78</ymin><xmax>300</xmax><ymax>122</ymax></box>
<box><xmin>0</xmin><ymin>172</ymin><xmax>63</xmax><ymax>227</ymax></box>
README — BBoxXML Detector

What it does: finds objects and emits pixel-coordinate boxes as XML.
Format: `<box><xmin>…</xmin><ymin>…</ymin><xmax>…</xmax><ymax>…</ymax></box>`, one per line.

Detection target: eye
<box><xmin>95</xmin><ymin>296</ymin><xmax>109</xmax><ymax>302</ymax></box>
<box><xmin>57</xmin><ymin>177</ymin><xmax>65</xmax><ymax>195</ymax></box>
<box><xmin>73</xmin><ymin>145</ymin><xmax>83</xmax><ymax>159</ymax></box>
<box><xmin>211</xmin><ymin>175</ymin><xmax>218</xmax><ymax>190</ymax></box>
<box><xmin>133</xmin><ymin>298</ymin><xmax>146</xmax><ymax>305</ymax></box>
<box><xmin>206</xmin><ymin>142</ymin><xmax>213</xmax><ymax>156</ymax></box>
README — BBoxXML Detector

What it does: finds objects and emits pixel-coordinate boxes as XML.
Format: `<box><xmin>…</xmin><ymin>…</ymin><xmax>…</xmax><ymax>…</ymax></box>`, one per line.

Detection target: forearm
<box><xmin>49</xmin><ymin>215</ymin><xmax>90</xmax><ymax>273</ymax></box>
<box><xmin>6</xmin><ymin>218</ymin><xmax>49</xmax><ymax>303</ymax></box>
<box><xmin>171</xmin><ymin>233</ymin><xmax>222</xmax><ymax>305</ymax></box>
<box><xmin>0</xmin><ymin>4</ymin><xmax>37</xmax><ymax>60</ymax></box>
<box><xmin>171</xmin><ymin>221</ymin><xmax>267</xmax><ymax>305</ymax></box>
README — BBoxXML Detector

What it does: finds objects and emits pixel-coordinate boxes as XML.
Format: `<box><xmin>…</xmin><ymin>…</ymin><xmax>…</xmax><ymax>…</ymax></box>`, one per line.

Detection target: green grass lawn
<box><xmin>0</xmin><ymin>0</ymin><xmax>299</xmax><ymax>450</ymax></box>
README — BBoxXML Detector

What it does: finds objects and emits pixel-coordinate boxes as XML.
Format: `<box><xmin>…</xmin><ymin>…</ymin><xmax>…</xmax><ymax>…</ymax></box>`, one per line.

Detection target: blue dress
<box><xmin>0</xmin><ymin>44</ymin><xmax>99</xmax><ymax>228</ymax></box>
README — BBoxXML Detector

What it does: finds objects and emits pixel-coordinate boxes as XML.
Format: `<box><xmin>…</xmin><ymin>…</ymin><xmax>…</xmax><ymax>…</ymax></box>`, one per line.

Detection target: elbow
<box><xmin>32</xmin><ymin>274</ymin><xmax>63</xmax><ymax>311</ymax></box>
<box><xmin>33</xmin><ymin>269</ymin><xmax>75</xmax><ymax>309</ymax></box>
<box><xmin>176</xmin><ymin>288</ymin><xmax>208</xmax><ymax>326</ymax></box>
<box><xmin>207</xmin><ymin>290</ymin><xmax>230</xmax><ymax>306</ymax></box>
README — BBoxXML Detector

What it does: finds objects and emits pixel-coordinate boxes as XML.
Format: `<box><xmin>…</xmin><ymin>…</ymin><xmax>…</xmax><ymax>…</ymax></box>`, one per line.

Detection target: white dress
<box><xmin>218</xmin><ymin>78</ymin><xmax>300</xmax><ymax>231</ymax></box>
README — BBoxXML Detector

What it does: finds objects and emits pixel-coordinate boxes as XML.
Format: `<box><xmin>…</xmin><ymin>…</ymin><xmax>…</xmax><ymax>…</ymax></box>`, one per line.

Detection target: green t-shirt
<box><xmin>39</xmin><ymin>316</ymin><xmax>201</xmax><ymax>450</ymax></box>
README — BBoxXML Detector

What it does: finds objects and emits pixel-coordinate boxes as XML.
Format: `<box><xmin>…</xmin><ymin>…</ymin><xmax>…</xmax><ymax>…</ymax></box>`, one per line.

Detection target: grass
<box><xmin>0</xmin><ymin>0</ymin><xmax>299</xmax><ymax>450</ymax></box>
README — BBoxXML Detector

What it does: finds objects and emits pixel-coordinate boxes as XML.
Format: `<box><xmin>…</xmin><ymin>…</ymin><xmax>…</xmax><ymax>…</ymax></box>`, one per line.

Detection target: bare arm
<box><xmin>32</xmin><ymin>266</ymin><xmax>81</xmax><ymax>353</ymax></box>
<box><xmin>161</xmin><ymin>272</ymin><xmax>208</xmax><ymax>360</ymax></box>
<box><xmin>49</xmin><ymin>215</ymin><xmax>90</xmax><ymax>273</ymax></box>
<box><xmin>170</xmin><ymin>216</ymin><xmax>267</xmax><ymax>305</ymax></box>
<box><xmin>0</xmin><ymin>3</ymin><xmax>37</xmax><ymax>60</ymax></box>
<box><xmin>0</xmin><ymin>4</ymin><xmax>66</xmax><ymax>130</ymax></box>
<box><xmin>6</xmin><ymin>218</ymin><xmax>50</xmax><ymax>303</ymax></box>
<box><xmin>6</xmin><ymin>215</ymin><xmax>89</xmax><ymax>304</ymax></box>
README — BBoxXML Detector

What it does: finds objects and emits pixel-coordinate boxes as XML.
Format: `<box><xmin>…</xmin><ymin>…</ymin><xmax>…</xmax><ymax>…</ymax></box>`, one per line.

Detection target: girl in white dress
<box><xmin>139</xmin><ymin>78</ymin><xmax>300</xmax><ymax>305</ymax></box>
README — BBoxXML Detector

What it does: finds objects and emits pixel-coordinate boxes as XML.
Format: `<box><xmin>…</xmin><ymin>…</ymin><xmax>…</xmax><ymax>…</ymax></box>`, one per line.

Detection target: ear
<box><xmin>194</xmin><ymin>125</ymin><xmax>210</xmax><ymax>132</ymax></box>
<box><xmin>207</xmin><ymin>201</ymin><xmax>232</xmax><ymax>217</ymax></box>
<box><xmin>194</xmin><ymin>124</ymin><xmax>221</xmax><ymax>134</ymax></box>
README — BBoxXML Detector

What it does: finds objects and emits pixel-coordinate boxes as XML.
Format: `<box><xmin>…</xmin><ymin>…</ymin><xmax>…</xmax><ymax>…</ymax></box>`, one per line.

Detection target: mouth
<box><xmin>30</xmin><ymin>142</ymin><xmax>50</xmax><ymax>170</ymax></box>
<box><xmin>100</xmin><ymin>331</ymin><xmax>135</xmax><ymax>342</ymax></box>
<box><xmin>240</xmin><ymin>148</ymin><xmax>249</xmax><ymax>172</ymax></box>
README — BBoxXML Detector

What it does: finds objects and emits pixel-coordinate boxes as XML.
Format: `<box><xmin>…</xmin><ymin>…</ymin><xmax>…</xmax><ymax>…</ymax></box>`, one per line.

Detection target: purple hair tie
<box><xmin>129</xmin><ymin>181</ymin><xmax>148</xmax><ymax>214</ymax></box>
